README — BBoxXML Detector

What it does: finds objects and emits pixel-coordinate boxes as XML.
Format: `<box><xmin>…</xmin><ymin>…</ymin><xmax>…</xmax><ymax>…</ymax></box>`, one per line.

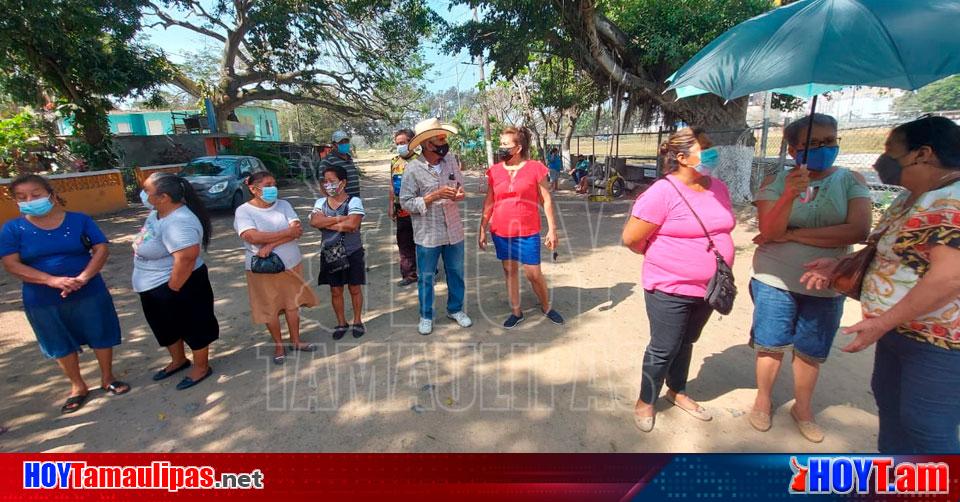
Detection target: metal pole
<box><xmin>474</xmin><ymin>7</ymin><xmax>494</xmax><ymax>167</ymax></box>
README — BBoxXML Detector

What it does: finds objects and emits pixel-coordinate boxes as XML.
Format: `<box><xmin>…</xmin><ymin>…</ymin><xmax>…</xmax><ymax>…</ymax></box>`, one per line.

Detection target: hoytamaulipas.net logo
<box><xmin>23</xmin><ymin>460</ymin><xmax>264</xmax><ymax>492</ymax></box>
<box><xmin>789</xmin><ymin>456</ymin><xmax>949</xmax><ymax>495</ymax></box>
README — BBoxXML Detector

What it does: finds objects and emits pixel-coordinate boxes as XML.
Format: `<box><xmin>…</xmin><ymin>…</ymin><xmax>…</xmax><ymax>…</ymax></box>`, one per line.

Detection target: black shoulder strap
<box><xmin>663</xmin><ymin>177</ymin><xmax>717</xmax><ymax>252</ymax></box>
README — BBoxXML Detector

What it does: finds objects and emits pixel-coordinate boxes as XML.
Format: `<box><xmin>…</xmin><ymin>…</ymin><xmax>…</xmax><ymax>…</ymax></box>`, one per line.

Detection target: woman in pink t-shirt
<box><xmin>479</xmin><ymin>126</ymin><xmax>563</xmax><ymax>329</ymax></box>
<box><xmin>621</xmin><ymin>128</ymin><xmax>735</xmax><ymax>432</ymax></box>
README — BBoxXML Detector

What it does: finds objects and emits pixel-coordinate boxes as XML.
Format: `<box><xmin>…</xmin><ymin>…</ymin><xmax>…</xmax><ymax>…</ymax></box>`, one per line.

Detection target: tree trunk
<box><xmin>560</xmin><ymin>108</ymin><xmax>581</xmax><ymax>171</ymax></box>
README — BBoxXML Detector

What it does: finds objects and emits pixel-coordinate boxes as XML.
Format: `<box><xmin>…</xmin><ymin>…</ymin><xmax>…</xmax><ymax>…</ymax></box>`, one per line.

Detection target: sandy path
<box><xmin>0</xmin><ymin>159</ymin><xmax>878</xmax><ymax>452</ymax></box>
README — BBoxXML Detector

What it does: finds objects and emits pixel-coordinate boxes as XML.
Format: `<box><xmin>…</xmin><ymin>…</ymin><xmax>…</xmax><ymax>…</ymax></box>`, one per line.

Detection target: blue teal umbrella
<box><xmin>666</xmin><ymin>0</ymin><xmax>960</xmax><ymax>153</ymax></box>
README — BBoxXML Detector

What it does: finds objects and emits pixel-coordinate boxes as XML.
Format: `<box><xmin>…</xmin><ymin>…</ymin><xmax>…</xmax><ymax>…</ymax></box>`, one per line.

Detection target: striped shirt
<box><xmin>399</xmin><ymin>155</ymin><xmax>465</xmax><ymax>248</ymax></box>
<box><xmin>317</xmin><ymin>153</ymin><xmax>360</xmax><ymax>198</ymax></box>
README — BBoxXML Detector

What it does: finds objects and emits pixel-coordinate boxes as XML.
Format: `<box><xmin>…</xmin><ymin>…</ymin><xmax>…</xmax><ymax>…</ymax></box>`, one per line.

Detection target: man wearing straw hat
<box><xmin>399</xmin><ymin>118</ymin><xmax>473</xmax><ymax>335</ymax></box>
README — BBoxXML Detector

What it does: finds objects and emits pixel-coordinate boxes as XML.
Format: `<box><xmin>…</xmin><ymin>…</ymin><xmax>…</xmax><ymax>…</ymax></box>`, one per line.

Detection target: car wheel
<box><xmin>231</xmin><ymin>190</ymin><xmax>244</xmax><ymax>209</ymax></box>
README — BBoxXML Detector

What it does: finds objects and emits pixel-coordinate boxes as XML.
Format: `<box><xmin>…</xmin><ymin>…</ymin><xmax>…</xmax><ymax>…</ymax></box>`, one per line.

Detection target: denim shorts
<box><xmin>748</xmin><ymin>278</ymin><xmax>845</xmax><ymax>363</ymax></box>
<box><xmin>24</xmin><ymin>290</ymin><xmax>122</xmax><ymax>359</ymax></box>
<box><xmin>492</xmin><ymin>233</ymin><xmax>541</xmax><ymax>265</ymax></box>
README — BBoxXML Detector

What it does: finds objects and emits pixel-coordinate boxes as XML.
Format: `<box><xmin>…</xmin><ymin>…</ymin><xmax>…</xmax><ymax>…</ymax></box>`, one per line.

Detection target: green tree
<box><xmin>0</xmin><ymin>0</ymin><xmax>171</xmax><ymax>167</ymax></box>
<box><xmin>147</xmin><ymin>0</ymin><xmax>438</xmax><ymax>131</ymax></box>
<box><xmin>445</xmin><ymin>0</ymin><xmax>774</xmax><ymax>140</ymax></box>
<box><xmin>894</xmin><ymin>75</ymin><xmax>960</xmax><ymax>114</ymax></box>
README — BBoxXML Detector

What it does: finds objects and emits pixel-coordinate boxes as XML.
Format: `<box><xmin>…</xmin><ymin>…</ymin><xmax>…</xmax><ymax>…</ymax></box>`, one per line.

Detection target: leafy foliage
<box><xmin>894</xmin><ymin>75</ymin><xmax>960</xmax><ymax>114</ymax></box>
<box><xmin>0</xmin><ymin>0</ymin><xmax>171</xmax><ymax>168</ymax></box>
<box><xmin>225</xmin><ymin>138</ymin><xmax>288</xmax><ymax>179</ymax></box>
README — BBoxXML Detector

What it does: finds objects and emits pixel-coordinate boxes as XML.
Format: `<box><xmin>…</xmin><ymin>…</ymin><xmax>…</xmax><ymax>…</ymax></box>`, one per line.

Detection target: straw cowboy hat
<box><xmin>409</xmin><ymin>117</ymin><xmax>458</xmax><ymax>150</ymax></box>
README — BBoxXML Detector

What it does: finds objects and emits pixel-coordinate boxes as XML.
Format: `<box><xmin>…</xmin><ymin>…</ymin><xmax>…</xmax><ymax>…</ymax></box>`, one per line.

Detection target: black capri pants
<box><xmin>140</xmin><ymin>264</ymin><xmax>219</xmax><ymax>350</ymax></box>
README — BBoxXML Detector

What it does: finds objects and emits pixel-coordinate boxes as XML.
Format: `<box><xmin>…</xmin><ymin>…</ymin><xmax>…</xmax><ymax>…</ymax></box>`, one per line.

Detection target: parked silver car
<box><xmin>179</xmin><ymin>155</ymin><xmax>267</xmax><ymax>210</ymax></box>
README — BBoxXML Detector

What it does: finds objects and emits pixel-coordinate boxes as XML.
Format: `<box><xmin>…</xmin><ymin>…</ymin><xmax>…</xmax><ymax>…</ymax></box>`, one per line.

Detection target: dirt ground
<box><xmin>0</xmin><ymin>158</ymin><xmax>879</xmax><ymax>453</ymax></box>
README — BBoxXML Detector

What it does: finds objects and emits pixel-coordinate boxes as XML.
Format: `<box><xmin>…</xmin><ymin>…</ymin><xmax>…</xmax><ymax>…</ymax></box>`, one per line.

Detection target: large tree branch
<box><xmin>146</xmin><ymin>4</ymin><xmax>226</xmax><ymax>43</ymax></box>
<box><xmin>234</xmin><ymin>87</ymin><xmax>383</xmax><ymax>120</ymax></box>
<box><xmin>170</xmin><ymin>72</ymin><xmax>203</xmax><ymax>98</ymax></box>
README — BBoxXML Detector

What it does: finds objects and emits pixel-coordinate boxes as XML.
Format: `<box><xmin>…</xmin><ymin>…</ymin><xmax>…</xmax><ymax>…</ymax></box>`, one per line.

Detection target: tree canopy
<box><xmin>445</xmin><ymin>0</ymin><xmax>774</xmax><ymax>134</ymax></box>
<box><xmin>148</xmin><ymin>0</ymin><xmax>439</xmax><ymax>129</ymax></box>
<box><xmin>0</xmin><ymin>0</ymin><xmax>170</xmax><ymax>166</ymax></box>
<box><xmin>894</xmin><ymin>75</ymin><xmax>960</xmax><ymax>114</ymax></box>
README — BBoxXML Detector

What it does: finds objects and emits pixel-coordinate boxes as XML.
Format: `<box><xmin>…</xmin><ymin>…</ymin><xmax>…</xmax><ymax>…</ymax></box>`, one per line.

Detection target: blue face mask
<box><xmin>260</xmin><ymin>186</ymin><xmax>278</xmax><ymax>204</ymax></box>
<box><xmin>695</xmin><ymin>147</ymin><xmax>720</xmax><ymax>175</ymax></box>
<box><xmin>140</xmin><ymin>190</ymin><xmax>155</xmax><ymax>210</ymax></box>
<box><xmin>796</xmin><ymin>145</ymin><xmax>840</xmax><ymax>171</ymax></box>
<box><xmin>338</xmin><ymin>143</ymin><xmax>351</xmax><ymax>155</ymax></box>
<box><xmin>18</xmin><ymin>196</ymin><xmax>54</xmax><ymax>217</ymax></box>
<box><xmin>396</xmin><ymin>144</ymin><xmax>409</xmax><ymax>157</ymax></box>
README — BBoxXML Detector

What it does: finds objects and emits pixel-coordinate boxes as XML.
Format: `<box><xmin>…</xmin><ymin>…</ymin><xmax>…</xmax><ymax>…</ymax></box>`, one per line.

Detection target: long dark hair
<box><xmin>148</xmin><ymin>172</ymin><xmax>212</xmax><ymax>249</ymax></box>
<box><xmin>9</xmin><ymin>174</ymin><xmax>66</xmax><ymax>206</ymax></box>
<box><xmin>891</xmin><ymin>115</ymin><xmax>960</xmax><ymax>169</ymax></box>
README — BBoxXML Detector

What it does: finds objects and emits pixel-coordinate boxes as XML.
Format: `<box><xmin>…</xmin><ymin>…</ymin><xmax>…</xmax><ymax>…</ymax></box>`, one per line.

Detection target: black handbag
<box><xmin>251</xmin><ymin>251</ymin><xmax>286</xmax><ymax>274</ymax></box>
<box><xmin>664</xmin><ymin>178</ymin><xmax>738</xmax><ymax>315</ymax></box>
<box><xmin>320</xmin><ymin>196</ymin><xmax>352</xmax><ymax>274</ymax></box>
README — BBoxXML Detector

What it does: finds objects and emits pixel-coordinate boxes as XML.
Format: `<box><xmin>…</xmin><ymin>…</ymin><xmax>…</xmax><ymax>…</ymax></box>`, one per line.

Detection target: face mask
<box><xmin>396</xmin><ymin>144</ymin><xmax>409</xmax><ymax>157</ymax></box>
<box><xmin>497</xmin><ymin>147</ymin><xmax>516</xmax><ymax>162</ymax></box>
<box><xmin>431</xmin><ymin>142</ymin><xmax>450</xmax><ymax>159</ymax></box>
<box><xmin>18</xmin><ymin>196</ymin><xmax>54</xmax><ymax>217</ymax></box>
<box><xmin>324</xmin><ymin>182</ymin><xmax>342</xmax><ymax>196</ymax></box>
<box><xmin>694</xmin><ymin>148</ymin><xmax>719</xmax><ymax>175</ymax></box>
<box><xmin>796</xmin><ymin>145</ymin><xmax>840</xmax><ymax>171</ymax></box>
<box><xmin>873</xmin><ymin>154</ymin><xmax>902</xmax><ymax>186</ymax></box>
<box><xmin>140</xmin><ymin>190</ymin><xmax>155</xmax><ymax>210</ymax></box>
<box><xmin>260</xmin><ymin>186</ymin><xmax>278</xmax><ymax>203</ymax></box>
<box><xmin>337</xmin><ymin>143</ymin><xmax>351</xmax><ymax>155</ymax></box>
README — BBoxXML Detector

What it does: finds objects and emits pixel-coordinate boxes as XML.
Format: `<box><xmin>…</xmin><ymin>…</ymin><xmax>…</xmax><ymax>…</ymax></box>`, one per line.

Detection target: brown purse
<box><xmin>829</xmin><ymin>239</ymin><xmax>880</xmax><ymax>300</ymax></box>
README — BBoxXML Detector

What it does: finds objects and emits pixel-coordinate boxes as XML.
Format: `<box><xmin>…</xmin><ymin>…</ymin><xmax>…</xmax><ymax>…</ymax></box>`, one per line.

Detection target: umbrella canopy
<box><xmin>666</xmin><ymin>0</ymin><xmax>960</xmax><ymax>100</ymax></box>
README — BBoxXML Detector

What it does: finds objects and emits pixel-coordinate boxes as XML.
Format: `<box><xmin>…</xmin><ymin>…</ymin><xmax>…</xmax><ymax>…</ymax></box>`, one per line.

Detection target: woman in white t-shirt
<box><xmin>133</xmin><ymin>172</ymin><xmax>218</xmax><ymax>390</ymax></box>
<box><xmin>234</xmin><ymin>172</ymin><xmax>319</xmax><ymax>365</ymax></box>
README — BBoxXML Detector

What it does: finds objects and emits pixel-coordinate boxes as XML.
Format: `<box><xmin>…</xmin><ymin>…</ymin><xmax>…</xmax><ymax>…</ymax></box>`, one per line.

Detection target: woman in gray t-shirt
<box><xmin>133</xmin><ymin>172</ymin><xmax>219</xmax><ymax>390</ymax></box>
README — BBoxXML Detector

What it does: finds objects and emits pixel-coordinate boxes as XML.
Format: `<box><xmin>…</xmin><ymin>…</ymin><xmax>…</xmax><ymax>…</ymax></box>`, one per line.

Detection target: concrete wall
<box><xmin>112</xmin><ymin>135</ymin><xmax>207</xmax><ymax>167</ymax></box>
<box><xmin>0</xmin><ymin>170</ymin><xmax>128</xmax><ymax>226</ymax></box>
<box><xmin>59</xmin><ymin>105</ymin><xmax>282</xmax><ymax>141</ymax></box>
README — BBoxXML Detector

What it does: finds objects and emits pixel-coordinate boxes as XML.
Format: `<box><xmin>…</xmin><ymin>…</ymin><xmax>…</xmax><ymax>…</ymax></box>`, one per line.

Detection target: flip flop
<box><xmin>291</xmin><ymin>343</ymin><xmax>317</xmax><ymax>352</ymax></box>
<box><xmin>351</xmin><ymin>323</ymin><xmax>365</xmax><ymax>339</ymax></box>
<box><xmin>152</xmin><ymin>360</ymin><xmax>191</xmax><ymax>381</ymax></box>
<box><xmin>61</xmin><ymin>393</ymin><xmax>89</xmax><ymax>414</ymax></box>
<box><xmin>273</xmin><ymin>354</ymin><xmax>286</xmax><ymax>365</ymax></box>
<box><xmin>664</xmin><ymin>395</ymin><xmax>713</xmax><ymax>421</ymax></box>
<box><xmin>175</xmin><ymin>367</ymin><xmax>213</xmax><ymax>391</ymax></box>
<box><xmin>101</xmin><ymin>381</ymin><xmax>131</xmax><ymax>396</ymax></box>
<box><xmin>332</xmin><ymin>325</ymin><xmax>349</xmax><ymax>341</ymax></box>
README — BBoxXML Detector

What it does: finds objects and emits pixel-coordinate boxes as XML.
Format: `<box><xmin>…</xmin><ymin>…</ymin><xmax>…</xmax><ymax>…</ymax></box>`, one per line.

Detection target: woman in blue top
<box><xmin>0</xmin><ymin>175</ymin><xmax>127</xmax><ymax>414</ymax></box>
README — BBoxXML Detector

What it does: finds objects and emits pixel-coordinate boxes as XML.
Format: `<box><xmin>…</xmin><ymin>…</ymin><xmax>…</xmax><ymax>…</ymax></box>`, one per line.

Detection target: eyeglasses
<box><xmin>796</xmin><ymin>137</ymin><xmax>841</xmax><ymax>150</ymax></box>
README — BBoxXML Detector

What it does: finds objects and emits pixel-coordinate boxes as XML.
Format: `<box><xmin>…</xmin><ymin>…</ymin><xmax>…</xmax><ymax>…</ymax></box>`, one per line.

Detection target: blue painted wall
<box><xmin>58</xmin><ymin>105</ymin><xmax>281</xmax><ymax>141</ymax></box>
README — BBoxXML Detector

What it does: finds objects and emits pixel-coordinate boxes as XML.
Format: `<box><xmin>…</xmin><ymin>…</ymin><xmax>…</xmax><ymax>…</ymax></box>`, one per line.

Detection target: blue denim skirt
<box><xmin>492</xmin><ymin>233</ymin><xmax>541</xmax><ymax>265</ymax></box>
<box><xmin>24</xmin><ymin>290</ymin><xmax>122</xmax><ymax>359</ymax></box>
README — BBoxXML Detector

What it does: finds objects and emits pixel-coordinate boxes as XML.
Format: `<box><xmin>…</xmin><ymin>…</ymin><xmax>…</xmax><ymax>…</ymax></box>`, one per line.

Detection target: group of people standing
<box><xmin>623</xmin><ymin>114</ymin><xmax>960</xmax><ymax>454</ymax></box>
<box><xmin>1</xmin><ymin>112</ymin><xmax>957</xmax><ymax>454</ymax></box>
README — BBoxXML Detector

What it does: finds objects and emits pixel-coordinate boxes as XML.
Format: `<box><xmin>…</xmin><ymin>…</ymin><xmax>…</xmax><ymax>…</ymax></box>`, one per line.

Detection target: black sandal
<box><xmin>152</xmin><ymin>360</ymin><xmax>191</xmax><ymax>381</ymax></box>
<box><xmin>101</xmin><ymin>381</ymin><xmax>131</xmax><ymax>395</ymax></box>
<box><xmin>332</xmin><ymin>325</ymin><xmax>349</xmax><ymax>341</ymax></box>
<box><xmin>176</xmin><ymin>367</ymin><xmax>213</xmax><ymax>390</ymax></box>
<box><xmin>351</xmin><ymin>323</ymin><xmax>366</xmax><ymax>339</ymax></box>
<box><xmin>61</xmin><ymin>393</ymin><xmax>89</xmax><ymax>414</ymax></box>
<box><xmin>292</xmin><ymin>343</ymin><xmax>317</xmax><ymax>352</ymax></box>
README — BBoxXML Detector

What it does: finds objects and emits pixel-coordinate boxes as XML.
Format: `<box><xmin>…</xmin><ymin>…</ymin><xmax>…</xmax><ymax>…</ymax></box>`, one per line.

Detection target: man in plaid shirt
<box><xmin>399</xmin><ymin>118</ymin><xmax>473</xmax><ymax>335</ymax></box>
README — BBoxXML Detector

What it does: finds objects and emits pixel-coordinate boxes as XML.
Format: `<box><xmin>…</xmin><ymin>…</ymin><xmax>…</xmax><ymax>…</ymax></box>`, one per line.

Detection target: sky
<box><xmin>140</xmin><ymin>0</ymin><xmax>481</xmax><ymax>95</ymax></box>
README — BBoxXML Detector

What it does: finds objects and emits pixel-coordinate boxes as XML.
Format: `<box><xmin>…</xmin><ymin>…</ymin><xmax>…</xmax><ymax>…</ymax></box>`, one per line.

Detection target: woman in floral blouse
<box><xmin>802</xmin><ymin>116</ymin><xmax>960</xmax><ymax>453</ymax></box>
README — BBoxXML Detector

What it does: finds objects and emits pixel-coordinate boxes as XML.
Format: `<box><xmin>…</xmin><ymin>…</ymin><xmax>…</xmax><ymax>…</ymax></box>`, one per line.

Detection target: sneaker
<box><xmin>446</xmin><ymin>311</ymin><xmax>473</xmax><ymax>328</ymax></box>
<box><xmin>503</xmin><ymin>312</ymin><xmax>524</xmax><ymax>329</ymax></box>
<box><xmin>418</xmin><ymin>318</ymin><xmax>433</xmax><ymax>335</ymax></box>
<box><xmin>543</xmin><ymin>309</ymin><xmax>564</xmax><ymax>325</ymax></box>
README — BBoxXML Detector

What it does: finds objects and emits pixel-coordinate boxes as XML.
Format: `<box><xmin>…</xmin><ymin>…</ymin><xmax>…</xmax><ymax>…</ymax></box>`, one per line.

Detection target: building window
<box><xmin>116</xmin><ymin>123</ymin><xmax>132</xmax><ymax>134</ymax></box>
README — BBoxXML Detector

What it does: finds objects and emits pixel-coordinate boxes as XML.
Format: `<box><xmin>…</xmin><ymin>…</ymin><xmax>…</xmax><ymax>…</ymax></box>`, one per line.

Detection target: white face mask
<box><xmin>396</xmin><ymin>144</ymin><xmax>409</xmax><ymax>157</ymax></box>
<box><xmin>324</xmin><ymin>182</ymin><xmax>341</xmax><ymax>195</ymax></box>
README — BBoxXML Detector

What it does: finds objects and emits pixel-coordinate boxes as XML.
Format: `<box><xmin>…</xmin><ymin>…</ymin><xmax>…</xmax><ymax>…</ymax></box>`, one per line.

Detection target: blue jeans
<box><xmin>749</xmin><ymin>279</ymin><xmax>845</xmax><ymax>363</ymax></box>
<box><xmin>872</xmin><ymin>332</ymin><xmax>960</xmax><ymax>453</ymax></box>
<box><xmin>415</xmin><ymin>241</ymin><xmax>465</xmax><ymax>320</ymax></box>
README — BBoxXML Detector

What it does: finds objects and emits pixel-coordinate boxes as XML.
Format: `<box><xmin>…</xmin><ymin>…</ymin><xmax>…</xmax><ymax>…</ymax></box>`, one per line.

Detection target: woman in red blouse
<box><xmin>478</xmin><ymin>127</ymin><xmax>564</xmax><ymax>329</ymax></box>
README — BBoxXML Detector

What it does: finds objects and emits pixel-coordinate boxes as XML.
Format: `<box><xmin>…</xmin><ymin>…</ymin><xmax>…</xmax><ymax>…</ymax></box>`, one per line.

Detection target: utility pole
<box><xmin>474</xmin><ymin>7</ymin><xmax>494</xmax><ymax>167</ymax></box>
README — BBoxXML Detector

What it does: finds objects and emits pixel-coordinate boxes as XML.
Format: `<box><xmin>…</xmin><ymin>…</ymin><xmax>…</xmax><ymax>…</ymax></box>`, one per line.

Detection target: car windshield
<box><xmin>180</xmin><ymin>158</ymin><xmax>238</xmax><ymax>176</ymax></box>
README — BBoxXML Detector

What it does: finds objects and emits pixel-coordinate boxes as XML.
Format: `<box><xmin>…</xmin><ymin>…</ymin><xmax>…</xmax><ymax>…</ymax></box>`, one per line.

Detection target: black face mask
<box><xmin>873</xmin><ymin>154</ymin><xmax>902</xmax><ymax>186</ymax></box>
<box><xmin>497</xmin><ymin>147</ymin><xmax>515</xmax><ymax>162</ymax></box>
<box><xmin>431</xmin><ymin>142</ymin><xmax>450</xmax><ymax>159</ymax></box>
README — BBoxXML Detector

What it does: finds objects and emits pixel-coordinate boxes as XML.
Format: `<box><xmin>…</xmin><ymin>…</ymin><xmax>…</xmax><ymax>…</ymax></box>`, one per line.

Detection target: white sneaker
<box><xmin>447</xmin><ymin>311</ymin><xmax>473</xmax><ymax>328</ymax></box>
<box><xmin>418</xmin><ymin>318</ymin><xmax>433</xmax><ymax>335</ymax></box>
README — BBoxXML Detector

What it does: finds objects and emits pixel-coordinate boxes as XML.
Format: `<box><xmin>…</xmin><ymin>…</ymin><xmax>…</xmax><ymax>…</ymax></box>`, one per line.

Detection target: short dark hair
<box><xmin>891</xmin><ymin>115</ymin><xmax>960</xmax><ymax>169</ymax></box>
<box><xmin>784</xmin><ymin>113</ymin><xmax>838</xmax><ymax>147</ymax></box>
<box><xmin>394</xmin><ymin>128</ymin><xmax>415</xmax><ymax>142</ymax></box>
<box><xmin>501</xmin><ymin>126</ymin><xmax>532</xmax><ymax>159</ymax></box>
<box><xmin>245</xmin><ymin>171</ymin><xmax>274</xmax><ymax>186</ymax></box>
<box><xmin>9</xmin><ymin>173</ymin><xmax>66</xmax><ymax>206</ymax></box>
<box><xmin>322</xmin><ymin>165</ymin><xmax>348</xmax><ymax>181</ymax></box>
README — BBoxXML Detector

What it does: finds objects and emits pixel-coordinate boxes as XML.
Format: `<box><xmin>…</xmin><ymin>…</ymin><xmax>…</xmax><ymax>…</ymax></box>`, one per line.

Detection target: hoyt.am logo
<box><xmin>789</xmin><ymin>456</ymin><xmax>949</xmax><ymax>495</ymax></box>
